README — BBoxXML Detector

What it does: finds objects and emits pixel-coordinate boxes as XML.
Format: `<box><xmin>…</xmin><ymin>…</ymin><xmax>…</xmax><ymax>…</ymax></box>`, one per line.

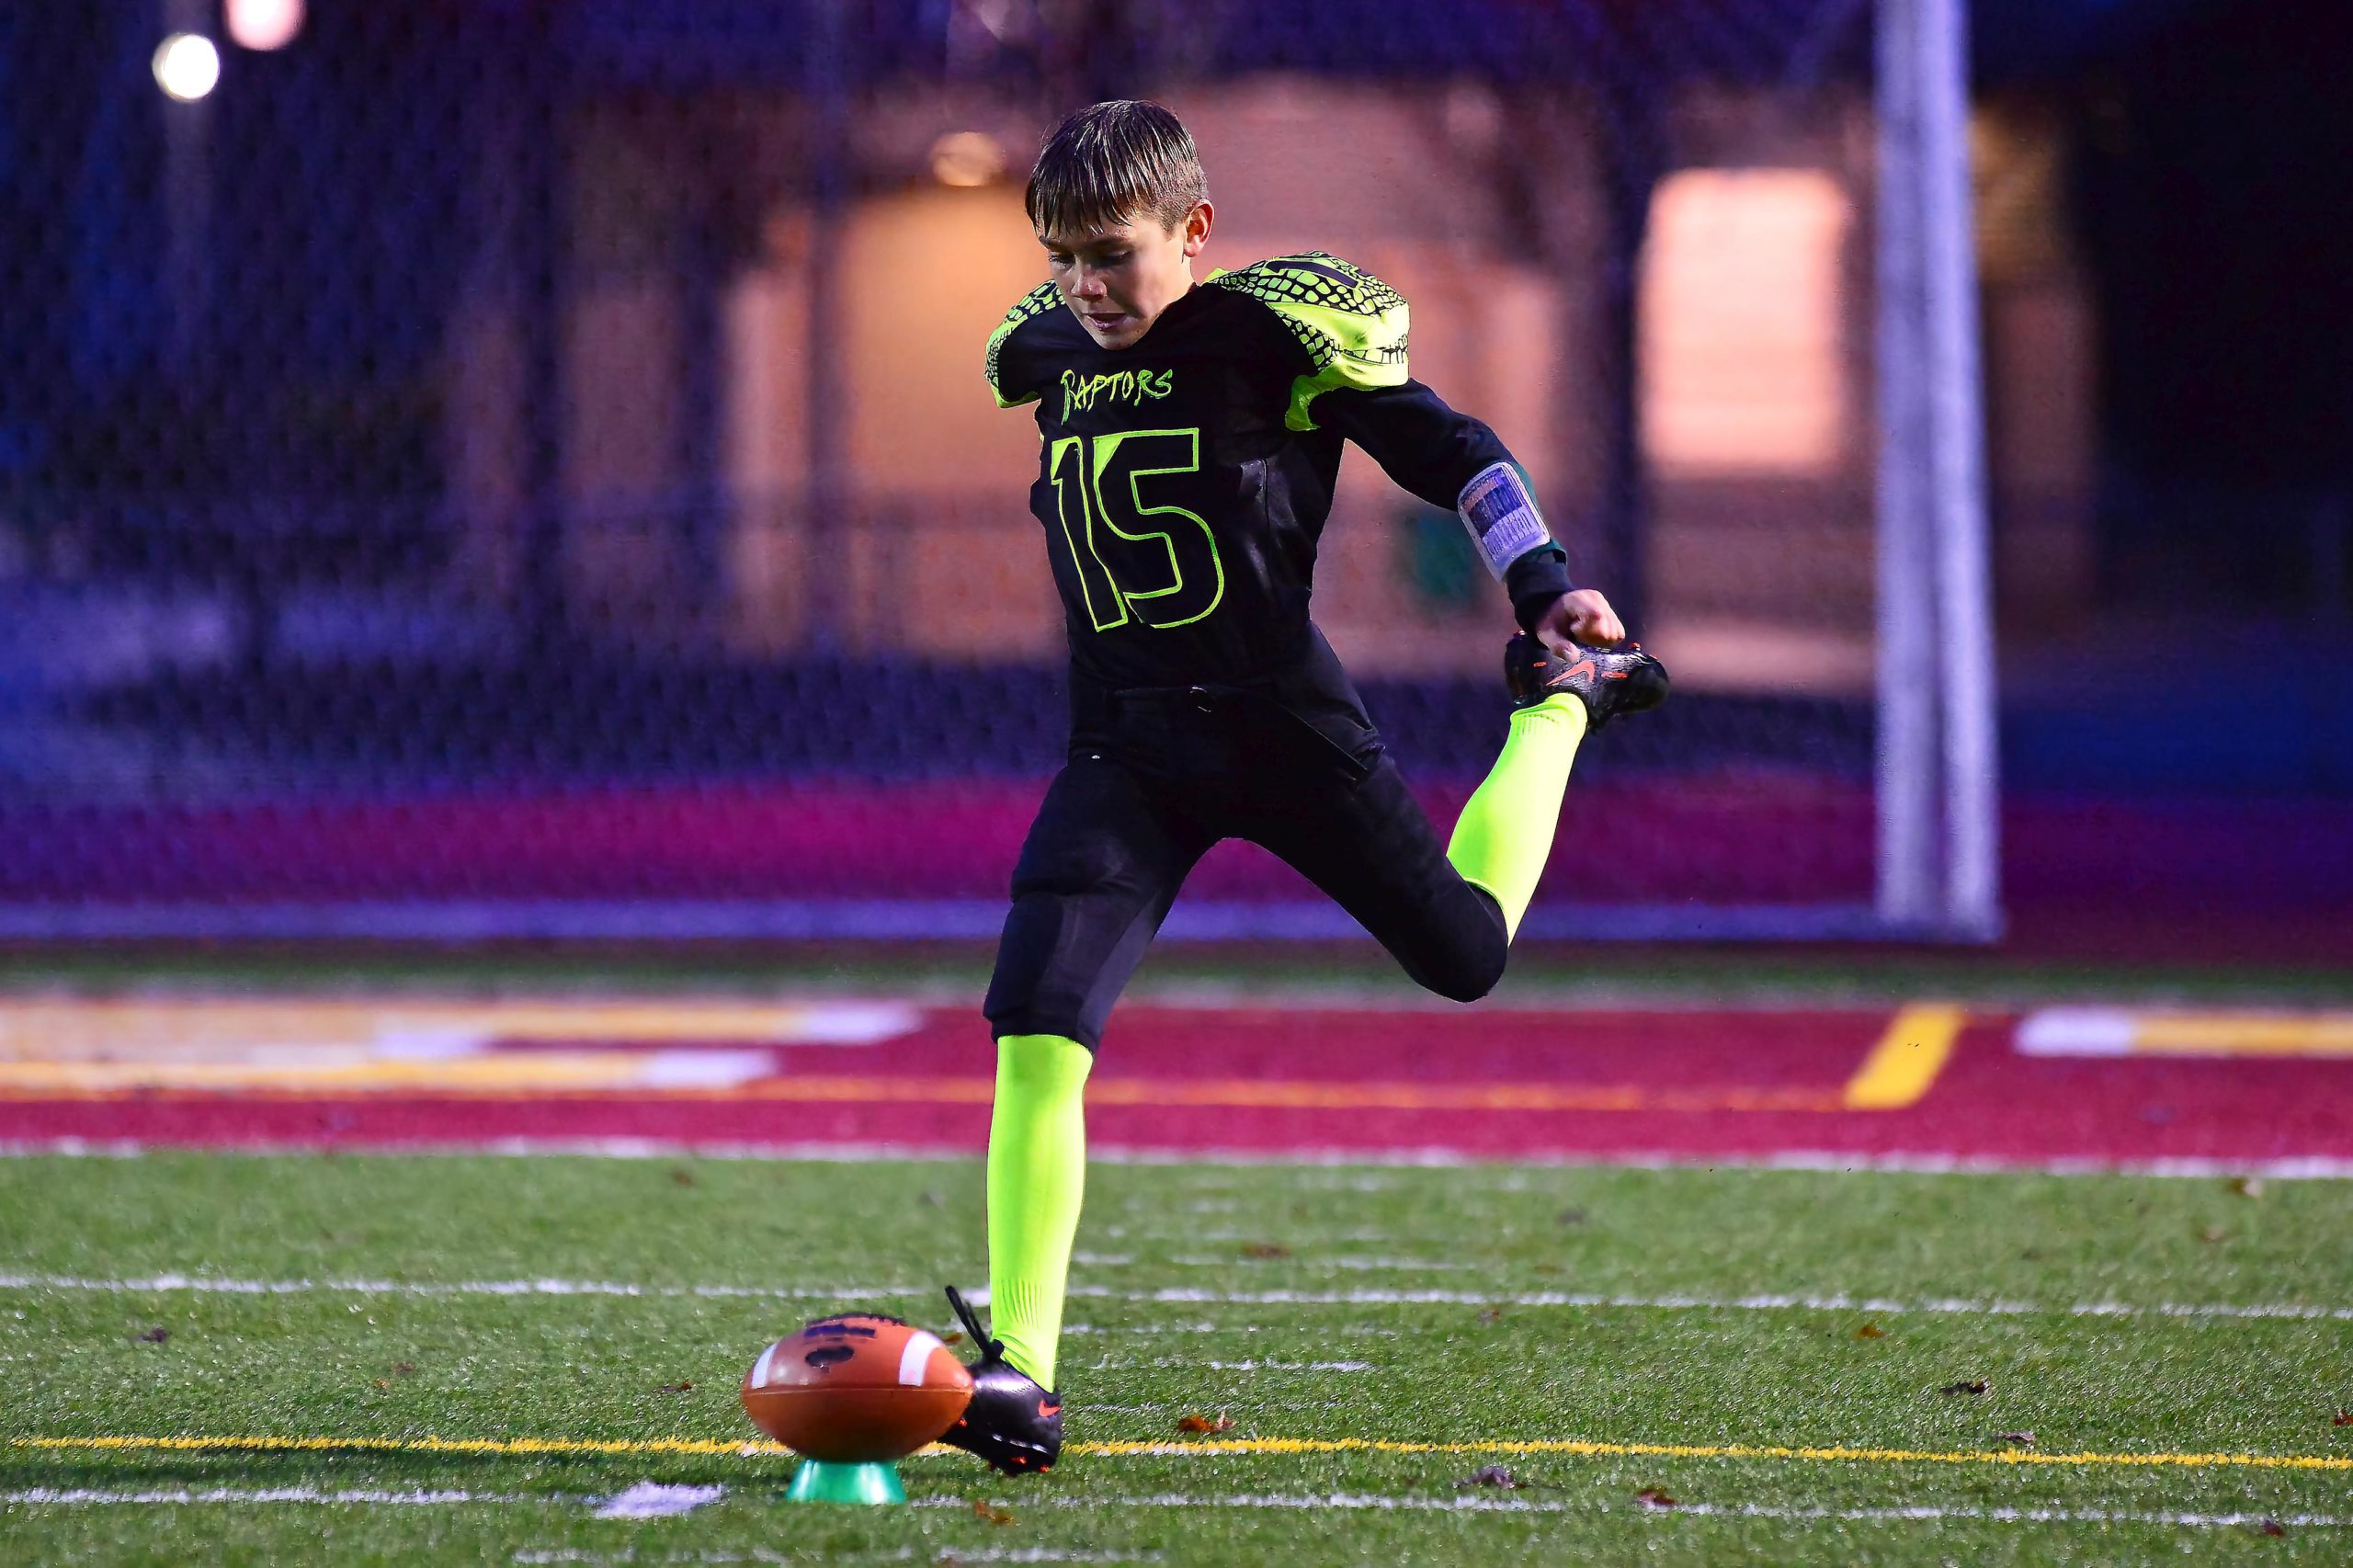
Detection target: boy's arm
<box><xmin>1315</xmin><ymin>381</ymin><xmax>1623</xmax><ymax>647</ymax></box>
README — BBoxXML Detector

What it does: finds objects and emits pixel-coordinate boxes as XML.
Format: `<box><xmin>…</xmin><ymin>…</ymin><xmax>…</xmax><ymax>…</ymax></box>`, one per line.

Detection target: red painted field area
<box><xmin>4</xmin><ymin>999</ymin><xmax>2349</xmax><ymax>1169</ymax></box>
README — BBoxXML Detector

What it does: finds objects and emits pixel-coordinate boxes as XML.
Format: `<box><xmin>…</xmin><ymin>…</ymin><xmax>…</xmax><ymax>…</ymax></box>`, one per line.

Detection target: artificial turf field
<box><xmin>2</xmin><ymin>949</ymin><xmax>2350</xmax><ymax>1563</ymax></box>
<box><xmin>5</xmin><ymin>1153</ymin><xmax>2351</xmax><ymax>1564</ymax></box>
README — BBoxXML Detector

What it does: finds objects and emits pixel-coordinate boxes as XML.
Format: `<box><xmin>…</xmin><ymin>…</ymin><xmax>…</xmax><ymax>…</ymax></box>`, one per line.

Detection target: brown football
<box><xmin>741</xmin><ymin>1313</ymin><xmax>974</xmax><ymax>1462</ymax></box>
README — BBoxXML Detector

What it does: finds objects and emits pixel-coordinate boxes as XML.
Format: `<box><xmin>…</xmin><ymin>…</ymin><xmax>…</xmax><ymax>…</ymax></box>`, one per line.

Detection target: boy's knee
<box><xmin>1425</xmin><ymin>954</ymin><xmax>1505</xmax><ymax>1004</ymax></box>
<box><xmin>1411</xmin><ymin>926</ymin><xmax>1508</xmax><ymax>1004</ymax></box>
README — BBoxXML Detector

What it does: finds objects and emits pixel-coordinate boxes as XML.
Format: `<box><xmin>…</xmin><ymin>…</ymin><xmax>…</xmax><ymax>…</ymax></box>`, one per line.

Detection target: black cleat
<box><xmin>939</xmin><ymin>1286</ymin><xmax>1063</xmax><ymax>1477</ymax></box>
<box><xmin>1504</xmin><ymin>632</ymin><xmax>1670</xmax><ymax>727</ymax></box>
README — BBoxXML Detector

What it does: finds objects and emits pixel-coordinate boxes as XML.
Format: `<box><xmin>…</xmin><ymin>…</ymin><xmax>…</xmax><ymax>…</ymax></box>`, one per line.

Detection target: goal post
<box><xmin>1876</xmin><ymin>0</ymin><xmax>2004</xmax><ymax>940</ymax></box>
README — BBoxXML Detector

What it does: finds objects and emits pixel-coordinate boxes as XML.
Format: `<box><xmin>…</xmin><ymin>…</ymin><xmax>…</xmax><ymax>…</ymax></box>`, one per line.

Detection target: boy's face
<box><xmin>1039</xmin><ymin>200</ymin><xmax>1212</xmax><ymax>351</ymax></box>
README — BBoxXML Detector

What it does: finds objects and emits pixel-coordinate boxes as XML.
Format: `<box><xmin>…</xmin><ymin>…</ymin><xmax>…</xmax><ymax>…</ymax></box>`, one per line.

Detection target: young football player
<box><xmin>942</xmin><ymin>100</ymin><xmax>1666</xmax><ymax>1475</ymax></box>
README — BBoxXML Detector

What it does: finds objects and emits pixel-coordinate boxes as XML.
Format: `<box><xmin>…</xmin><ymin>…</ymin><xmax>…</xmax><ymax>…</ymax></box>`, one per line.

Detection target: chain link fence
<box><xmin>0</xmin><ymin>1</ymin><xmax>1984</xmax><ymax>938</ymax></box>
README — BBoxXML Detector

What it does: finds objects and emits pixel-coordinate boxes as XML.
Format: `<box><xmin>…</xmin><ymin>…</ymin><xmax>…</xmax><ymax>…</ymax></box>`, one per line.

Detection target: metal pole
<box><xmin>1873</xmin><ymin>0</ymin><xmax>1940</xmax><ymax>932</ymax></box>
<box><xmin>1918</xmin><ymin>0</ymin><xmax>2002</xmax><ymax>938</ymax></box>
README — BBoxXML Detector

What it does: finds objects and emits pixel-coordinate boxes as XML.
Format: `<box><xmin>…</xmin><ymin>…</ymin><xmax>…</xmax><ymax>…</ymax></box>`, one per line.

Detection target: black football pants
<box><xmin>983</xmin><ymin>687</ymin><xmax>1508</xmax><ymax>1051</ymax></box>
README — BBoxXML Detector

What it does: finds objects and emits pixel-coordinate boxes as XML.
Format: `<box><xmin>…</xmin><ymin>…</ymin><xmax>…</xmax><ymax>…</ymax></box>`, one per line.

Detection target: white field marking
<box><xmin>592</xmin><ymin>1482</ymin><xmax>725</xmax><ymax>1519</ymax></box>
<box><xmin>517</xmin><ymin>1551</ymin><xmax>1155</xmax><ymax>1565</ymax></box>
<box><xmin>15</xmin><ymin>1138</ymin><xmax>2353</xmax><ymax>1180</ymax></box>
<box><xmin>1082</xmin><ymin>1285</ymin><xmax>2353</xmax><ymax>1323</ymax></box>
<box><xmin>1168</xmin><ymin>1256</ymin><xmax>1466</xmax><ymax>1271</ymax></box>
<box><xmin>1082</xmin><ymin>1356</ymin><xmax>1376</xmax><ymax>1374</ymax></box>
<box><xmin>1187</xmin><ymin>1359</ymin><xmax>1376</xmax><ymax>1372</ymax></box>
<box><xmin>1062</xmin><ymin>1324</ymin><xmax>1404</xmax><ymax>1338</ymax></box>
<box><xmin>910</xmin><ymin>1494</ymin><xmax>2353</xmax><ymax>1528</ymax></box>
<box><xmin>896</xmin><ymin>1329</ymin><xmax>944</xmax><ymax>1386</ymax></box>
<box><xmin>2</xmin><ymin>1486</ymin><xmax>552</xmax><ymax>1506</ymax></box>
<box><xmin>6</xmin><ymin>1272</ymin><xmax>2351</xmax><ymax>1324</ymax></box>
<box><xmin>1190</xmin><ymin>1228</ymin><xmax>1407</xmax><ymax>1244</ymax></box>
<box><xmin>1668</xmin><ymin>1503</ymin><xmax>2347</xmax><ymax>1528</ymax></box>
<box><xmin>0</xmin><ymin>1272</ymin><xmax>921</xmax><ymax>1303</ymax></box>
<box><xmin>11</xmin><ymin>1483</ymin><xmax>2339</xmax><ymax>1535</ymax></box>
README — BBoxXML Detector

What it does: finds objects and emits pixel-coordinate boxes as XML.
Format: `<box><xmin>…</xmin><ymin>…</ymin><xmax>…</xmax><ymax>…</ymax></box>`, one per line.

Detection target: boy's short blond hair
<box><xmin>1025</xmin><ymin>100</ymin><xmax>1207</xmax><ymax>240</ymax></box>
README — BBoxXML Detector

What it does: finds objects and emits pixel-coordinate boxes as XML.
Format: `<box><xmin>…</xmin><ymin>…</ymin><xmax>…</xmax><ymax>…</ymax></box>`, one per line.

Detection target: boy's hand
<box><xmin>1533</xmin><ymin>589</ymin><xmax>1626</xmax><ymax>653</ymax></box>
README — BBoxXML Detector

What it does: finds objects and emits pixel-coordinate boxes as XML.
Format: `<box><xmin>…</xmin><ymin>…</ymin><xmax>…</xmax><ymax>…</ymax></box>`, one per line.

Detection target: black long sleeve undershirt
<box><xmin>1314</xmin><ymin>380</ymin><xmax>1574</xmax><ymax>633</ymax></box>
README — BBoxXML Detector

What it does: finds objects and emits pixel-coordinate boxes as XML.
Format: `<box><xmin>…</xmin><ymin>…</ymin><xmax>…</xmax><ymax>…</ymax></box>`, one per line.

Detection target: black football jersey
<box><xmin>984</xmin><ymin>252</ymin><xmax>1570</xmax><ymax>733</ymax></box>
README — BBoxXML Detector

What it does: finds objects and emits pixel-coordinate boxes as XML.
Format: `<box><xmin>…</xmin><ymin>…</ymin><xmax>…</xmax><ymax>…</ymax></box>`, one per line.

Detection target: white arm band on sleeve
<box><xmin>1456</xmin><ymin>461</ymin><xmax>1554</xmax><ymax>582</ymax></box>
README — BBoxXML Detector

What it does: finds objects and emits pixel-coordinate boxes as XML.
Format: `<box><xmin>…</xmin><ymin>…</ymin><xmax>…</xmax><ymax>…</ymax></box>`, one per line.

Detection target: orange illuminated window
<box><xmin>1640</xmin><ymin>168</ymin><xmax>1850</xmax><ymax>476</ymax></box>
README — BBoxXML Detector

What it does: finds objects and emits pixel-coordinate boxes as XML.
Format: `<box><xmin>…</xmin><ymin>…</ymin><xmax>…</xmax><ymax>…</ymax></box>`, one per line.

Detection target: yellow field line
<box><xmin>1842</xmin><ymin>1006</ymin><xmax>1967</xmax><ymax>1110</ymax></box>
<box><xmin>14</xmin><ymin>1434</ymin><xmax>2347</xmax><ymax>1473</ymax></box>
<box><xmin>2133</xmin><ymin>1014</ymin><xmax>2353</xmax><ymax>1056</ymax></box>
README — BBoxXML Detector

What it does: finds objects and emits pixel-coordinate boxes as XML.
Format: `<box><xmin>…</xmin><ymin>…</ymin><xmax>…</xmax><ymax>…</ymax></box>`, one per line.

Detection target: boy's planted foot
<box><xmin>1504</xmin><ymin>632</ymin><xmax>1670</xmax><ymax>728</ymax></box>
<box><xmin>939</xmin><ymin>1286</ymin><xmax>1063</xmax><ymax>1477</ymax></box>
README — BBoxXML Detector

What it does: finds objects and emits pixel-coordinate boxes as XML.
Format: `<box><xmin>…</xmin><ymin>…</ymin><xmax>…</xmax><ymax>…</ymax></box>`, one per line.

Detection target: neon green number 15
<box><xmin>1047</xmin><ymin>428</ymin><xmax>1225</xmax><ymax>631</ymax></box>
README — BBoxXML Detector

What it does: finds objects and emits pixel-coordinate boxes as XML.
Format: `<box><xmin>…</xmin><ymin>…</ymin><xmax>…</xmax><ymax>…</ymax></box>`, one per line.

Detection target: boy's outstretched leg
<box><xmin>1447</xmin><ymin>635</ymin><xmax>1669</xmax><ymax>937</ymax></box>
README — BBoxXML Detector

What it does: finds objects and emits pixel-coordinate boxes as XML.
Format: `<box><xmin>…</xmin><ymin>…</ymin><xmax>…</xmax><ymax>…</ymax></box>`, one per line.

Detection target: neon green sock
<box><xmin>985</xmin><ymin>1032</ymin><xmax>1093</xmax><ymax>1389</ymax></box>
<box><xmin>1445</xmin><ymin>693</ymin><xmax>1589</xmax><ymax>939</ymax></box>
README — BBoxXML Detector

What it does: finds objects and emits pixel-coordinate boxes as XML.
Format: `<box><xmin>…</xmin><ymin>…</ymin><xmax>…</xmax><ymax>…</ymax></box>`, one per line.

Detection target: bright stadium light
<box><xmin>153</xmin><ymin>33</ymin><xmax>222</xmax><ymax>101</ymax></box>
<box><xmin>227</xmin><ymin>0</ymin><xmax>305</xmax><ymax>52</ymax></box>
<box><xmin>930</xmin><ymin>131</ymin><xmax>1007</xmax><ymax>187</ymax></box>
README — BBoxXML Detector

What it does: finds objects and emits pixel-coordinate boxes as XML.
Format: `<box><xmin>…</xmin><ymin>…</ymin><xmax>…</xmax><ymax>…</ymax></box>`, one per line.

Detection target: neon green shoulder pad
<box><xmin>1209</xmin><ymin>253</ymin><xmax>1410</xmax><ymax>431</ymax></box>
<box><xmin>985</xmin><ymin>282</ymin><xmax>1062</xmax><ymax>409</ymax></box>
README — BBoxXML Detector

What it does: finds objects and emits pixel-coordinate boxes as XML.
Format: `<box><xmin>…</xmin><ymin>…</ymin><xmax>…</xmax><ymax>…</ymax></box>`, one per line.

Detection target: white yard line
<box><xmin>1165</xmin><ymin>1256</ymin><xmax>1468</xmax><ymax>1271</ymax></box>
<box><xmin>1063</xmin><ymin>1324</ymin><xmax>1404</xmax><ymax>1338</ymax></box>
<box><xmin>2</xmin><ymin>1486</ymin><xmax>553</xmax><ymax>1506</ymax></box>
<box><xmin>10</xmin><ymin>1482</ymin><xmax>2338</xmax><ymax>1535</ymax></box>
<box><xmin>5</xmin><ymin>1272</ymin><xmax>2349</xmax><ymax>1323</ymax></box>
<box><xmin>1084</xmin><ymin>1358</ymin><xmax>1375</xmax><ymax>1372</ymax></box>
<box><xmin>0</xmin><ymin>1272</ymin><xmax>918</xmax><ymax>1303</ymax></box>
<box><xmin>517</xmin><ymin>1551</ymin><xmax>1155</xmax><ymax>1565</ymax></box>
<box><xmin>1110</xmin><ymin>1285</ymin><xmax>2353</xmax><ymax>1322</ymax></box>
<box><xmin>909</xmin><ymin>1494</ymin><xmax>2352</xmax><ymax>1528</ymax></box>
<box><xmin>7</xmin><ymin>1138</ymin><xmax>2353</xmax><ymax>1180</ymax></box>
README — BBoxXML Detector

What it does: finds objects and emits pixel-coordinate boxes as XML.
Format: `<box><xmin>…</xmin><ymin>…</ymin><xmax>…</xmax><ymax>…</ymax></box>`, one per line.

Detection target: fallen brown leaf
<box><xmin>372</xmin><ymin>1379</ymin><xmax>390</xmax><ymax>1391</ymax></box>
<box><xmin>668</xmin><ymin>1168</ymin><xmax>695</xmax><ymax>1187</ymax></box>
<box><xmin>659</xmin><ymin>1381</ymin><xmax>695</xmax><ymax>1393</ymax></box>
<box><xmin>941</xmin><ymin>1330</ymin><xmax>965</xmax><ymax>1346</ymax></box>
<box><xmin>1636</xmin><ymin>1487</ymin><xmax>1678</xmax><ymax>1508</ymax></box>
<box><xmin>1241</xmin><ymin>1243</ymin><xmax>1291</xmax><ymax>1259</ymax></box>
<box><xmin>392</xmin><ymin>1361</ymin><xmax>416</xmax><ymax>1376</ymax></box>
<box><xmin>1475</xmin><ymin>1308</ymin><xmax>1506</xmax><ymax>1324</ymax></box>
<box><xmin>133</xmin><ymin>1326</ymin><xmax>169</xmax><ymax>1344</ymax></box>
<box><xmin>1854</xmin><ymin>1322</ymin><xmax>1886</xmax><ymax>1339</ymax></box>
<box><xmin>1939</xmin><ymin>1380</ymin><xmax>1989</xmax><ymax>1396</ymax></box>
<box><xmin>1998</xmin><ymin>1431</ymin><xmax>2037</xmax><ymax>1448</ymax></box>
<box><xmin>1455</xmin><ymin>1466</ymin><xmax>1521</xmax><ymax>1489</ymax></box>
<box><xmin>971</xmin><ymin>1499</ymin><xmax>1016</xmax><ymax>1526</ymax></box>
<box><xmin>2229</xmin><ymin>1176</ymin><xmax>2265</xmax><ymax>1199</ymax></box>
<box><xmin>2258</xmin><ymin>1518</ymin><xmax>2286</xmax><ymax>1537</ymax></box>
<box><xmin>2332</xmin><ymin>1408</ymin><xmax>2352</xmax><ymax>1426</ymax></box>
<box><xmin>1176</xmin><ymin>1414</ymin><xmax>1234</xmax><ymax>1435</ymax></box>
